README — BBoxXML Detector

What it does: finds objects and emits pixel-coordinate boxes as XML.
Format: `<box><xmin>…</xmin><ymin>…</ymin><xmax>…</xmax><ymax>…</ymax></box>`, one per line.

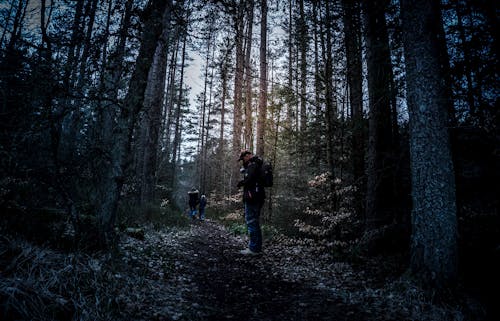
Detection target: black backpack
<box><xmin>258</xmin><ymin>159</ymin><xmax>273</xmax><ymax>187</ymax></box>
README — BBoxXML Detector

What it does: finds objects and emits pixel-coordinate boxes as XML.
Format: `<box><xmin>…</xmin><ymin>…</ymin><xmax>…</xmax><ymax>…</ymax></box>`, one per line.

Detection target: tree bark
<box><xmin>298</xmin><ymin>0</ymin><xmax>307</xmax><ymax>140</ymax></box>
<box><xmin>342</xmin><ymin>0</ymin><xmax>365</xmax><ymax>217</ymax></box>
<box><xmin>401</xmin><ymin>0</ymin><xmax>458</xmax><ymax>288</ymax></box>
<box><xmin>323</xmin><ymin>0</ymin><xmax>336</xmax><ymax>180</ymax></box>
<box><xmin>231</xmin><ymin>1</ymin><xmax>245</xmax><ymax>190</ymax></box>
<box><xmin>256</xmin><ymin>0</ymin><xmax>268</xmax><ymax>157</ymax></box>
<box><xmin>243</xmin><ymin>1</ymin><xmax>254</xmax><ymax>151</ymax></box>
<box><xmin>362</xmin><ymin>0</ymin><xmax>397</xmax><ymax>230</ymax></box>
<box><xmin>140</xmin><ymin>3</ymin><xmax>173</xmax><ymax>204</ymax></box>
<box><xmin>97</xmin><ymin>0</ymin><xmax>132</xmax><ymax>150</ymax></box>
<box><xmin>96</xmin><ymin>0</ymin><xmax>169</xmax><ymax>246</ymax></box>
<box><xmin>171</xmin><ymin>27</ymin><xmax>188</xmax><ymax>187</ymax></box>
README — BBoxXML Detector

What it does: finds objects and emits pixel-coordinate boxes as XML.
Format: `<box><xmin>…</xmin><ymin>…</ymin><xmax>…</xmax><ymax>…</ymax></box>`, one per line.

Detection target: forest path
<box><xmin>118</xmin><ymin>219</ymin><xmax>403</xmax><ymax>321</ymax></box>
<box><xmin>171</xmin><ymin>220</ymin><xmax>360</xmax><ymax>321</ymax></box>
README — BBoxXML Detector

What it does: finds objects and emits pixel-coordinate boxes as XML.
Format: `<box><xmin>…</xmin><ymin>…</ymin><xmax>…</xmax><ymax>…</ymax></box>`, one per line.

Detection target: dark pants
<box><xmin>244</xmin><ymin>202</ymin><xmax>263</xmax><ymax>252</ymax></box>
<box><xmin>189</xmin><ymin>203</ymin><xmax>197</xmax><ymax>217</ymax></box>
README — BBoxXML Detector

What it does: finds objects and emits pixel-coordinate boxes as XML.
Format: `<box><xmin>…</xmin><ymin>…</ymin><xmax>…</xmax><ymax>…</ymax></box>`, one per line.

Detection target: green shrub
<box><xmin>228</xmin><ymin>222</ymin><xmax>247</xmax><ymax>235</ymax></box>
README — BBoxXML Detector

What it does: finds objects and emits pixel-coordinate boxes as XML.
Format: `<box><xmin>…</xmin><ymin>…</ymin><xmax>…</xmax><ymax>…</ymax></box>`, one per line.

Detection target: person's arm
<box><xmin>237</xmin><ymin>162</ymin><xmax>259</xmax><ymax>187</ymax></box>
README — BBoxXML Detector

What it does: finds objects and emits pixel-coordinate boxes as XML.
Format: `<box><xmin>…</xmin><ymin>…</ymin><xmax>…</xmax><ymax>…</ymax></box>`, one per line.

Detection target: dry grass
<box><xmin>0</xmin><ymin>235</ymin><xmax>120</xmax><ymax>320</ymax></box>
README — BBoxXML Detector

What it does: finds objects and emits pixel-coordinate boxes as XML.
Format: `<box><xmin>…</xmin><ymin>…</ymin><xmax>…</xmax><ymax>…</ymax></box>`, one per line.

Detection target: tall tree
<box><xmin>285</xmin><ymin>0</ymin><xmax>294</xmax><ymax>136</ymax></box>
<box><xmin>298</xmin><ymin>0</ymin><xmax>307</xmax><ymax>143</ymax></box>
<box><xmin>1</xmin><ymin>0</ymin><xmax>29</xmax><ymax>118</ymax></box>
<box><xmin>362</xmin><ymin>0</ymin><xmax>398</xmax><ymax>230</ymax></box>
<box><xmin>231</xmin><ymin>0</ymin><xmax>245</xmax><ymax>189</ymax></box>
<box><xmin>323</xmin><ymin>0</ymin><xmax>336</xmax><ymax>180</ymax></box>
<box><xmin>256</xmin><ymin>0</ymin><xmax>268</xmax><ymax>157</ymax></box>
<box><xmin>96</xmin><ymin>0</ymin><xmax>132</xmax><ymax>155</ymax></box>
<box><xmin>342</xmin><ymin>0</ymin><xmax>365</xmax><ymax>217</ymax></box>
<box><xmin>311</xmin><ymin>0</ymin><xmax>323</xmax><ymax>167</ymax></box>
<box><xmin>57</xmin><ymin>0</ymin><xmax>85</xmax><ymax>162</ymax></box>
<box><xmin>37</xmin><ymin>0</ymin><xmax>57</xmax><ymax>170</ymax></box>
<box><xmin>139</xmin><ymin>3</ymin><xmax>173</xmax><ymax>204</ymax></box>
<box><xmin>401</xmin><ymin>0</ymin><xmax>458</xmax><ymax>287</ymax></box>
<box><xmin>4</xmin><ymin>0</ymin><xmax>29</xmax><ymax>53</ymax></box>
<box><xmin>171</xmin><ymin>19</ymin><xmax>189</xmax><ymax>187</ymax></box>
<box><xmin>200</xmin><ymin>23</ymin><xmax>217</xmax><ymax>193</ymax></box>
<box><xmin>74</xmin><ymin>0</ymin><xmax>99</xmax><ymax>90</ymax></box>
<box><xmin>161</xmin><ymin>34</ymin><xmax>180</xmax><ymax>176</ymax></box>
<box><xmin>95</xmin><ymin>0</ymin><xmax>169</xmax><ymax>246</ymax></box>
<box><xmin>0</xmin><ymin>0</ymin><xmax>16</xmax><ymax>49</ymax></box>
<box><xmin>243</xmin><ymin>1</ymin><xmax>255</xmax><ymax>150</ymax></box>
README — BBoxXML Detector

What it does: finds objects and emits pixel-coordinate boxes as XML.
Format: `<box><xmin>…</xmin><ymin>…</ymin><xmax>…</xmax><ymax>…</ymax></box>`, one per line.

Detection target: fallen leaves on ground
<box><xmin>0</xmin><ymin>220</ymin><xmax>485</xmax><ymax>320</ymax></box>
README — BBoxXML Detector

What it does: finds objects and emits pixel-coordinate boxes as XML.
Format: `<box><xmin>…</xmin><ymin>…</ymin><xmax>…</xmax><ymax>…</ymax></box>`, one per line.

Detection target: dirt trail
<box><xmin>0</xmin><ymin>217</ymin><xmax>480</xmax><ymax>320</ymax></box>
<box><xmin>171</xmin><ymin>220</ymin><xmax>366</xmax><ymax>321</ymax></box>
<box><xmin>117</xmin><ymin>219</ymin><xmax>465</xmax><ymax>321</ymax></box>
<box><xmin>118</xmin><ymin>218</ymin><xmax>397</xmax><ymax>321</ymax></box>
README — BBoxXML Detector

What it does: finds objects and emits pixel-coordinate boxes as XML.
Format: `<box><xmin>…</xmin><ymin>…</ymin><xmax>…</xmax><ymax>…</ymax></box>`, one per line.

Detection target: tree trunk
<box><xmin>96</xmin><ymin>0</ymin><xmax>169</xmax><ymax>246</ymax></box>
<box><xmin>162</xmin><ymin>36</ymin><xmax>180</xmax><ymax>176</ymax></box>
<box><xmin>5</xmin><ymin>0</ymin><xmax>29</xmax><ymax>53</ymax></box>
<box><xmin>298</xmin><ymin>0</ymin><xmax>307</xmax><ymax>144</ymax></box>
<box><xmin>0</xmin><ymin>0</ymin><xmax>16</xmax><ymax>49</ymax></box>
<box><xmin>401</xmin><ymin>0</ymin><xmax>458</xmax><ymax>288</ymax></box>
<box><xmin>201</xmin><ymin>31</ymin><xmax>216</xmax><ymax>193</ymax></box>
<box><xmin>58</xmin><ymin>0</ymin><xmax>87</xmax><ymax>163</ymax></box>
<box><xmin>256</xmin><ymin>0</ymin><xmax>268</xmax><ymax>157</ymax></box>
<box><xmin>323</xmin><ymin>0</ymin><xmax>336</xmax><ymax>180</ymax></box>
<box><xmin>286</xmin><ymin>0</ymin><xmax>294</xmax><ymax>134</ymax></box>
<box><xmin>231</xmin><ymin>1</ymin><xmax>245</xmax><ymax>190</ymax></box>
<box><xmin>75</xmin><ymin>0</ymin><xmax>99</xmax><ymax>90</ymax></box>
<box><xmin>97</xmin><ymin>0</ymin><xmax>132</xmax><ymax>151</ymax></box>
<box><xmin>311</xmin><ymin>0</ymin><xmax>322</xmax><ymax>167</ymax></box>
<box><xmin>218</xmin><ymin>42</ymin><xmax>231</xmax><ymax>196</ymax></box>
<box><xmin>243</xmin><ymin>1</ymin><xmax>254</xmax><ymax>150</ymax></box>
<box><xmin>140</xmin><ymin>4</ymin><xmax>173</xmax><ymax>204</ymax></box>
<box><xmin>171</xmin><ymin>27</ymin><xmax>188</xmax><ymax>187</ymax></box>
<box><xmin>342</xmin><ymin>0</ymin><xmax>365</xmax><ymax>218</ymax></box>
<box><xmin>362</xmin><ymin>0</ymin><xmax>397</xmax><ymax>230</ymax></box>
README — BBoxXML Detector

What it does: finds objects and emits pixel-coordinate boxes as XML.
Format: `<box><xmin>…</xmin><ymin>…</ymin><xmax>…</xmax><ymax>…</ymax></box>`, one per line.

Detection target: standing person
<box><xmin>237</xmin><ymin>150</ymin><xmax>265</xmax><ymax>255</ymax></box>
<box><xmin>187</xmin><ymin>187</ymin><xmax>199</xmax><ymax>219</ymax></box>
<box><xmin>199</xmin><ymin>194</ymin><xmax>207</xmax><ymax>220</ymax></box>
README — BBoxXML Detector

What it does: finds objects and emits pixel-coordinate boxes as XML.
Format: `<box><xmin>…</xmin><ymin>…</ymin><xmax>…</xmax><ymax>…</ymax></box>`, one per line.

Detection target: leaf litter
<box><xmin>0</xmin><ymin>220</ymin><xmax>484</xmax><ymax>320</ymax></box>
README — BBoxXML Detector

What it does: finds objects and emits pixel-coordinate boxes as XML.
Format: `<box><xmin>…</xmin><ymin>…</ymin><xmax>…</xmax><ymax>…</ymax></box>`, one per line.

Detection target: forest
<box><xmin>0</xmin><ymin>0</ymin><xmax>498</xmax><ymax>320</ymax></box>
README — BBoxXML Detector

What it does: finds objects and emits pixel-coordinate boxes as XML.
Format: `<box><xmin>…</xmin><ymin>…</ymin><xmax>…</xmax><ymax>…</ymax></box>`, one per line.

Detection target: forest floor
<box><xmin>105</xmin><ymin>219</ymin><xmax>481</xmax><ymax>321</ymax></box>
<box><xmin>0</xmin><ymin>218</ymin><xmax>486</xmax><ymax>321</ymax></box>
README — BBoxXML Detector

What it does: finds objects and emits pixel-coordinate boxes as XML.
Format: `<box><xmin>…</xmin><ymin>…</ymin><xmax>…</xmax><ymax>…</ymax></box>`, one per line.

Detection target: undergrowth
<box><xmin>117</xmin><ymin>199</ymin><xmax>189</xmax><ymax>230</ymax></box>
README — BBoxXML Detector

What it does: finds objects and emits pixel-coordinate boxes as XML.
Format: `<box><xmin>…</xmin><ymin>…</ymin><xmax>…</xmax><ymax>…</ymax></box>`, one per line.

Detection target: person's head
<box><xmin>238</xmin><ymin>150</ymin><xmax>253</xmax><ymax>164</ymax></box>
<box><xmin>201</xmin><ymin>194</ymin><xmax>206</xmax><ymax>199</ymax></box>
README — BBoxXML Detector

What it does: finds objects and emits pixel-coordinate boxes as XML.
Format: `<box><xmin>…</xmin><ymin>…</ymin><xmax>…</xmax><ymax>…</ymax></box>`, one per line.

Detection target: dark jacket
<box><xmin>188</xmin><ymin>190</ymin><xmax>199</xmax><ymax>207</ymax></box>
<box><xmin>238</xmin><ymin>156</ymin><xmax>265</xmax><ymax>204</ymax></box>
<box><xmin>199</xmin><ymin>197</ymin><xmax>207</xmax><ymax>209</ymax></box>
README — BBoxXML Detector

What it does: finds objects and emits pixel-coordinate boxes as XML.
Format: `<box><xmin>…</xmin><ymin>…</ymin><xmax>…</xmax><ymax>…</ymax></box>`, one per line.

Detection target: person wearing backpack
<box><xmin>237</xmin><ymin>150</ymin><xmax>266</xmax><ymax>255</ymax></box>
<box><xmin>187</xmin><ymin>187</ymin><xmax>199</xmax><ymax>219</ymax></box>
